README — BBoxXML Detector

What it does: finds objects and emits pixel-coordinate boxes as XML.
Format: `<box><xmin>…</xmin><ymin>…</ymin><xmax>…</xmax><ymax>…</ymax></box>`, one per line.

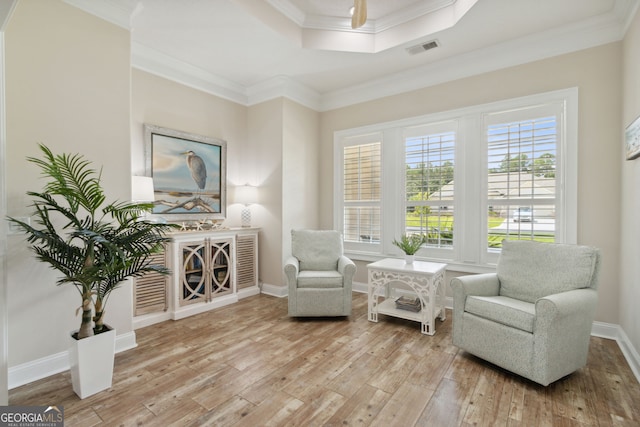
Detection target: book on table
<box><xmin>395</xmin><ymin>295</ymin><xmax>421</xmax><ymax>312</ymax></box>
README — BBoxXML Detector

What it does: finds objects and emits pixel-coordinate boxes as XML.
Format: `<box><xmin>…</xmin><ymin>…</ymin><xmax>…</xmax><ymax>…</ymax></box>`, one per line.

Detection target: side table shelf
<box><xmin>375</xmin><ymin>298</ymin><xmax>424</xmax><ymax>323</ymax></box>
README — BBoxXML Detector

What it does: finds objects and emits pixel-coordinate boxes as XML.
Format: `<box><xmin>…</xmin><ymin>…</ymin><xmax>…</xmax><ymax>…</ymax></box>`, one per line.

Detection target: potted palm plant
<box><xmin>392</xmin><ymin>233</ymin><xmax>425</xmax><ymax>264</ymax></box>
<box><xmin>8</xmin><ymin>144</ymin><xmax>175</xmax><ymax>398</ymax></box>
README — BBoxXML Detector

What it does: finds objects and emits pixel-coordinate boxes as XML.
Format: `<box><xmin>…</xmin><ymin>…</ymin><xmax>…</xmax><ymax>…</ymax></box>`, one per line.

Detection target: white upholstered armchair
<box><xmin>450</xmin><ymin>240</ymin><xmax>601</xmax><ymax>386</ymax></box>
<box><xmin>285</xmin><ymin>229</ymin><xmax>356</xmax><ymax>317</ymax></box>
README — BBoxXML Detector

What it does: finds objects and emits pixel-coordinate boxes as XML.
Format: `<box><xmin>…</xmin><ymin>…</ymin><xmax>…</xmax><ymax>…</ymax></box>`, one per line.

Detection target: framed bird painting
<box><xmin>144</xmin><ymin>124</ymin><xmax>227</xmax><ymax>222</ymax></box>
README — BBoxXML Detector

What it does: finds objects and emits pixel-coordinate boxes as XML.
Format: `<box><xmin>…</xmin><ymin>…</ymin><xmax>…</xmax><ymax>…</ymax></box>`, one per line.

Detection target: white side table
<box><xmin>367</xmin><ymin>258</ymin><xmax>447</xmax><ymax>335</ymax></box>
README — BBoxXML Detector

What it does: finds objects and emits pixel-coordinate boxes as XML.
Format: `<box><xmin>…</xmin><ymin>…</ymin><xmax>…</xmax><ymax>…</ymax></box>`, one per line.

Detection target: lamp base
<box><xmin>241</xmin><ymin>206</ymin><xmax>251</xmax><ymax>227</ymax></box>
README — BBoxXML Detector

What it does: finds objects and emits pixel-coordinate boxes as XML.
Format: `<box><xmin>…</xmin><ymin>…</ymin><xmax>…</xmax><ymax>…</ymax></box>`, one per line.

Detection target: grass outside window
<box><xmin>406</xmin><ymin>213</ymin><xmax>555</xmax><ymax>248</ymax></box>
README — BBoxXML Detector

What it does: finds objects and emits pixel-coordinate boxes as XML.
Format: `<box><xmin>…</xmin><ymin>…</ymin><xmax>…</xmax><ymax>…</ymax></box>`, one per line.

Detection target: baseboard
<box><xmin>591</xmin><ymin>321</ymin><xmax>640</xmax><ymax>384</ymax></box>
<box><xmin>238</xmin><ymin>285</ymin><xmax>261</xmax><ymax>299</ymax></box>
<box><xmin>353</xmin><ymin>281</ymin><xmax>367</xmax><ymax>294</ymax></box>
<box><xmin>609</xmin><ymin>325</ymin><xmax>640</xmax><ymax>385</ymax></box>
<box><xmin>133</xmin><ymin>287</ymin><xmax>261</xmax><ymax>330</ymax></box>
<box><xmin>590</xmin><ymin>320</ymin><xmax>619</xmax><ymax>340</ymax></box>
<box><xmin>116</xmin><ymin>331</ymin><xmax>137</xmax><ymax>353</ymax></box>
<box><xmin>261</xmin><ymin>282</ymin><xmax>287</xmax><ymax>298</ymax></box>
<box><xmin>8</xmin><ymin>351</ymin><xmax>68</xmax><ymax>391</ymax></box>
<box><xmin>8</xmin><ymin>331</ymin><xmax>136</xmax><ymax>390</ymax></box>
<box><xmin>133</xmin><ymin>311</ymin><xmax>172</xmax><ymax>330</ymax></box>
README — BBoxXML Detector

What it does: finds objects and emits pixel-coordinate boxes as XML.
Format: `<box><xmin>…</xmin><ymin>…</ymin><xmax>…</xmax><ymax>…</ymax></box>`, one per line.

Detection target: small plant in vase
<box><xmin>392</xmin><ymin>233</ymin><xmax>425</xmax><ymax>264</ymax></box>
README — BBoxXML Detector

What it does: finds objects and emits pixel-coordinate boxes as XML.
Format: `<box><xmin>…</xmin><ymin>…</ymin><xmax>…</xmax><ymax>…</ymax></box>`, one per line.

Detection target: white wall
<box><xmin>5</xmin><ymin>0</ymin><xmax>132</xmax><ymax>367</ymax></box>
<box><xmin>0</xmin><ymin>0</ymin><xmax>17</xmax><ymax>406</ymax></box>
<box><xmin>130</xmin><ymin>68</ymin><xmax>248</xmax><ymax>222</ymax></box>
<box><xmin>0</xmin><ymin>30</ymin><xmax>7</xmax><ymax>404</ymax></box>
<box><xmin>281</xmin><ymin>98</ymin><xmax>320</xmax><ymax>270</ymax></box>
<box><xmin>247</xmin><ymin>99</ymin><xmax>284</xmax><ymax>288</ymax></box>
<box><xmin>621</xmin><ymin>9</ymin><xmax>640</xmax><ymax>367</ymax></box>
<box><xmin>320</xmin><ymin>43</ymin><xmax>623</xmax><ymax>325</ymax></box>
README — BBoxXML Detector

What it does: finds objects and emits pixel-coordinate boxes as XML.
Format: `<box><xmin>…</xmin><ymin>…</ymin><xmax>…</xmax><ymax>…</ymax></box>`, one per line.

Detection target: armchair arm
<box><xmin>534</xmin><ymin>288</ymin><xmax>598</xmax><ymax>332</ymax></box>
<box><xmin>338</xmin><ymin>255</ymin><xmax>356</xmax><ymax>291</ymax></box>
<box><xmin>450</xmin><ymin>273</ymin><xmax>500</xmax><ymax>347</ymax></box>
<box><xmin>284</xmin><ymin>256</ymin><xmax>299</xmax><ymax>289</ymax></box>
<box><xmin>533</xmin><ymin>288</ymin><xmax>598</xmax><ymax>383</ymax></box>
<box><xmin>337</xmin><ymin>256</ymin><xmax>356</xmax><ymax>284</ymax></box>
<box><xmin>450</xmin><ymin>273</ymin><xmax>500</xmax><ymax>300</ymax></box>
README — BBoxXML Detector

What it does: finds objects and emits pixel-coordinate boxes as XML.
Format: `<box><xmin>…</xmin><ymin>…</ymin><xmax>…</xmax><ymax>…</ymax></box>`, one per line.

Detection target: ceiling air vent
<box><xmin>406</xmin><ymin>40</ymin><xmax>439</xmax><ymax>56</ymax></box>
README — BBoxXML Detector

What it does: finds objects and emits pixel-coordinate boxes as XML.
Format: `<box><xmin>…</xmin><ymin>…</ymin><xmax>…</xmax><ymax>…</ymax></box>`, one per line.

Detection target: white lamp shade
<box><xmin>131</xmin><ymin>176</ymin><xmax>155</xmax><ymax>202</ymax></box>
<box><xmin>235</xmin><ymin>184</ymin><xmax>258</xmax><ymax>205</ymax></box>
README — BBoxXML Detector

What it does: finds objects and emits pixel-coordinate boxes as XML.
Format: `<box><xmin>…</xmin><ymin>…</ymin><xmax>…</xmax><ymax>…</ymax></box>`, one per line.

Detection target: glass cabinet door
<box><xmin>179</xmin><ymin>238</ymin><xmax>233</xmax><ymax>306</ymax></box>
<box><xmin>180</xmin><ymin>242</ymin><xmax>207</xmax><ymax>305</ymax></box>
<box><xmin>209</xmin><ymin>240</ymin><xmax>231</xmax><ymax>297</ymax></box>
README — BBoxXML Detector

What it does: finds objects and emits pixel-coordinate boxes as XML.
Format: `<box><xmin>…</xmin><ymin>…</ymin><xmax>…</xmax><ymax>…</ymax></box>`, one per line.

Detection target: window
<box><xmin>334</xmin><ymin>89</ymin><xmax>577</xmax><ymax>270</ymax></box>
<box><xmin>339</xmin><ymin>133</ymin><xmax>382</xmax><ymax>252</ymax></box>
<box><xmin>485</xmin><ymin>110</ymin><xmax>559</xmax><ymax>250</ymax></box>
<box><xmin>404</xmin><ymin>122</ymin><xmax>456</xmax><ymax>249</ymax></box>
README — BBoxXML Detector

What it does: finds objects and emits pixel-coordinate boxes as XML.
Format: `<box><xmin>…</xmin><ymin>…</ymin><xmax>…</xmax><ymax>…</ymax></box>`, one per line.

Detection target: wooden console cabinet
<box><xmin>134</xmin><ymin>228</ymin><xmax>259</xmax><ymax>325</ymax></box>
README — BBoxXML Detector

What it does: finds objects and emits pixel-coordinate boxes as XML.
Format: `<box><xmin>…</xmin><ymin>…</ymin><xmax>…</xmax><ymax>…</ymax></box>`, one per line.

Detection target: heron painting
<box><xmin>144</xmin><ymin>124</ymin><xmax>227</xmax><ymax>221</ymax></box>
<box><xmin>183</xmin><ymin>150</ymin><xmax>207</xmax><ymax>189</ymax></box>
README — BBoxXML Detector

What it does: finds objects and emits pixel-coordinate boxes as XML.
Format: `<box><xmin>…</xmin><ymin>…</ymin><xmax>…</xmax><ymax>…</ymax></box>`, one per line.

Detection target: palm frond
<box><xmin>11</xmin><ymin>144</ymin><xmax>174</xmax><ymax>336</ymax></box>
<box><xmin>28</xmin><ymin>144</ymin><xmax>105</xmax><ymax>217</ymax></box>
<box><xmin>103</xmin><ymin>200</ymin><xmax>153</xmax><ymax>224</ymax></box>
<box><xmin>27</xmin><ymin>191</ymin><xmax>84</xmax><ymax>230</ymax></box>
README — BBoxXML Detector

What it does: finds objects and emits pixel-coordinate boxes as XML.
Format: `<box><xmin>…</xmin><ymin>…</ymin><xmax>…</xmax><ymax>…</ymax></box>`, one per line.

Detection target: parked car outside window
<box><xmin>512</xmin><ymin>207</ymin><xmax>532</xmax><ymax>222</ymax></box>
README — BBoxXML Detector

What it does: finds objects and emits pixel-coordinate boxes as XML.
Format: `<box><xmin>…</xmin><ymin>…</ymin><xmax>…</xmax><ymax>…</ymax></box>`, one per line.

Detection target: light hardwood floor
<box><xmin>9</xmin><ymin>292</ymin><xmax>640</xmax><ymax>426</ymax></box>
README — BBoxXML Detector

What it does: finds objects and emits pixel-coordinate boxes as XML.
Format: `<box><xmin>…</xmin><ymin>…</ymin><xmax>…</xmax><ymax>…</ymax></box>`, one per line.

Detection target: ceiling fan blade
<box><xmin>351</xmin><ymin>0</ymin><xmax>367</xmax><ymax>29</ymax></box>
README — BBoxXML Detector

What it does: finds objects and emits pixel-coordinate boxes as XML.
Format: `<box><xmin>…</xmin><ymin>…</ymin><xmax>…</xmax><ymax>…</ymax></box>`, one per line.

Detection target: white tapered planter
<box><xmin>69</xmin><ymin>325</ymin><xmax>116</xmax><ymax>399</ymax></box>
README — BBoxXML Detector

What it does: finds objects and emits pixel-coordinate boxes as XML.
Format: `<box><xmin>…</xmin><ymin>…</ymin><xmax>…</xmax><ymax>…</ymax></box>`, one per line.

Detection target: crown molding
<box><xmin>246</xmin><ymin>76</ymin><xmax>321</xmax><ymax>111</ymax></box>
<box><xmin>0</xmin><ymin>0</ymin><xmax>16</xmax><ymax>31</ymax></box>
<box><xmin>319</xmin><ymin>6</ymin><xmax>630</xmax><ymax>111</ymax></box>
<box><xmin>265</xmin><ymin>0</ymin><xmax>474</xmax><ymax>52</ymax></box>
<box><xmin>133</xmin><ymin>6</ymin><xmax>627</xmax><ymax>112</ymax></box>
<box><xmin>131</xmin><ymin>43</ymin><xmax>322</xmax><ymax>110</ymax></box>
<box><xmin>266</xmin><ymin>0</ymin><xmax>455</xmax><ymax>34</ymax></box>
<box><xmin>131</xmin><ymin>43</ymin><xmax>249</xmax><ymax>106</ymax></box>
<box><xmin>264</xmin><ymin>0</ymin><xmax>305</xmax><ymax>27</ymax></box>
<box><xmin>62</xmin><ymin>0</ymin><xmax>140</xmax><ymax>30</ymax></box>
<box><xmin>617</xmin><ymin>0</ymin><xmax>640</xmax><ymax>35</ymax></box>
<box><xmin>72</xmin><ymin>0</ymin><xmax>634</xmax><ymax>112</ymax></box>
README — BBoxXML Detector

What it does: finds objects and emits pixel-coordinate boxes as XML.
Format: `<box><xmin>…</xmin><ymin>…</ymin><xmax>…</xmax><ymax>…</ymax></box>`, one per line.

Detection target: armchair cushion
<box><xmin>465</xmin><ymin>296</ymin><xmax>535</xmax><ymax>333</ymax></box>
<box><xmin>292</xmin><ymin>229</ymin><xmax>343</xmax><ymax>271</ymax></box>
<box><xmin>497</xmin><ymin>240</ymin><xmax>599</xmax><ymax>303</ymax></box>
<box><xmin>297</xmin><ymin>270</ymin><xmax>344</xmax><ymax>288</ymax></box>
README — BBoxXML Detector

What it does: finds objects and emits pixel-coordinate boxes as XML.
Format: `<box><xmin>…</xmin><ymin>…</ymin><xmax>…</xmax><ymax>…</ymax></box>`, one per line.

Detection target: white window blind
<box><xmin>342</xmin><ymin>139</ymin><xmax>381</xmax><ymax>247</ymax></box>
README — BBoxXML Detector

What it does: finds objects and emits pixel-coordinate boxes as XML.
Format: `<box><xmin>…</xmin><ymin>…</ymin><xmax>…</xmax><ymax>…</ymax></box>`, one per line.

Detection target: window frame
<box><xmin>334</xmin><ymin>132</ymin><xmax>384</xmax><ymax>254</ymax></box>
<box><xmin>482</xmin><ymin>104</ymin><xmax>566</xmax><ymax>264</ymax></box>
<box><xmin>401</xmin><ymin>120</ymin><xmax>459</xmax><ymax>260</ymax></box>
<box><xmin>333</xmin><ymin>88</ymin><xmax>578</xmax><ymax>272</ymax></box>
